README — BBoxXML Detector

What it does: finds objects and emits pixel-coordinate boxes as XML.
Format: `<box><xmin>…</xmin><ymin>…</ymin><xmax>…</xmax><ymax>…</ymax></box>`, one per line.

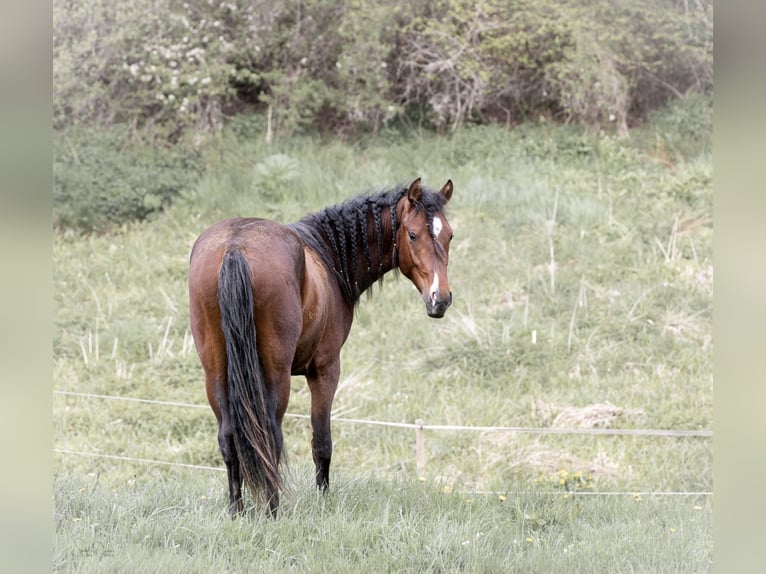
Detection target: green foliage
<box><xmin>53</xmin><ymin>125</ymin><xmax>203</xmax><ymax>233</ymax></box>
<box><xmin>396</xmin><ymin>0</ymin><xmax>712</xmax><ymax>132</ymax></box>
<box><xmin>252</xmin><ymin>153</ymin><xmax>301</xmax><ymax>200</ymax></box>
<box><xmin>635</xmin><ymin>92</ymin><xmax>714</xmax><ymax>162</ymax></box>
<box><xmin>54</xmin><ymin>0</ymin><xmax>713</xmax><ymax>139</ymax></box>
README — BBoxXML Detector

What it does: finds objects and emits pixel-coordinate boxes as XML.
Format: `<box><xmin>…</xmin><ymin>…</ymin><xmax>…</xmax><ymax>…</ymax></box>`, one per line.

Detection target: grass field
<box><xmin>54</xmin><ymin>467</ymin><xmax>711</xmax><ymax>572</ymax></box>
<box><xmin>54</xmin><ymin>100</ymin><xmax>712</xmax><ymax>571</ymax></box>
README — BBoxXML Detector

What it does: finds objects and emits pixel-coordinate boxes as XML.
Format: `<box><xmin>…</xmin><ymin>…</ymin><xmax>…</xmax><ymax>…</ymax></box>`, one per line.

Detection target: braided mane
<box><xmin>288</xmin><ymin>183</ymin><xmax>447</xmax><ymax>305</ymax></box>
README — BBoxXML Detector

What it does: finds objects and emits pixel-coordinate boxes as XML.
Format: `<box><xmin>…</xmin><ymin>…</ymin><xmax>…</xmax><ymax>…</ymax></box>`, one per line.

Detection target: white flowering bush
<box><xmin>54</xmin><ymin>0</ymin><xmax>264</xmax><ymax>135</ymax></box>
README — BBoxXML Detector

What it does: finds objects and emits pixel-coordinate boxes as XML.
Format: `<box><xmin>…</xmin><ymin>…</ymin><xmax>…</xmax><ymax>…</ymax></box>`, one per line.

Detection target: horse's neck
<box><xmin>353</xmin><ymin>203</ymin><xmax>400</xmax><ymax>296</ymax></box>
<box><xmin>300</xmin><ymin>192</ymin><xmax>404</xmax><ymax>304</ymax></box>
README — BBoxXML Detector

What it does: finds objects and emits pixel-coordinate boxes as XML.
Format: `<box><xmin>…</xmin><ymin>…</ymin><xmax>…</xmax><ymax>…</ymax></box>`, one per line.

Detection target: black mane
<box><xmin>288</xmin><ymin>183</ymin><xmax>448</xmax><ymax>305</ymax></box>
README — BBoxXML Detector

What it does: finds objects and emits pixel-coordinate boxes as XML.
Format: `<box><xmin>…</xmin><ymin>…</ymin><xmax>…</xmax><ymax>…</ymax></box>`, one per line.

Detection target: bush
<box><xmin>643</xmin><ymin>92</ymin><xmax>713</xmax><ymax>159</ymax></box>
<box><xmin>53</xmin><ymin>0</ymin><xmax>250</xmax><ymax>136</ymax></box>
<box><xmin>53</xmin><ymin>125</ymin><xmax>203</xmax><ymax>234</ymax></box>
<box><xmin>395</xmin><ymin>0</ymin><xmax>712</xmax><ymax>132</ymax></box>
<box><xmin>54</xmin><ymin>0</ymin><xmax>712</xmax><ymax>139</ymax></box>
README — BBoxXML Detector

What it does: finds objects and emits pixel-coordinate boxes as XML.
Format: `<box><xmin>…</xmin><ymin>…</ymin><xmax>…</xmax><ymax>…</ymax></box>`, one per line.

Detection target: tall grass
<box><xmin>54</xmin><ymin>102</ymin><xmax>712</xmax><ymax>570</ymax></box>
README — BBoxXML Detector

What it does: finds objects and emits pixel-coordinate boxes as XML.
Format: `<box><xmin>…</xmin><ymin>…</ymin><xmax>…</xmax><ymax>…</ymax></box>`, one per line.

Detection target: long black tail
<box><xmin>217</xmin><ymin>248</ymin><xmax>282</xmax><ymax>506</ymax></box>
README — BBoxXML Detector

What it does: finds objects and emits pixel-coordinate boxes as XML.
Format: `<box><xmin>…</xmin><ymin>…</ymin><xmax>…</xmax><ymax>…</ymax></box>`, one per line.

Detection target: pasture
<box><xmin>54</xmin><ymin>108</ymin><xmax>712</xmax><ymax>570</ymax></box>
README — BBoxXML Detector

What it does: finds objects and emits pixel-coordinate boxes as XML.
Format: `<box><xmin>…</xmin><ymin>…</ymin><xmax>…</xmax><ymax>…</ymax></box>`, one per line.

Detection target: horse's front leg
<box><xmin>307</xmin><ymin>359</ymin><xmax>341</xmax><ymax>490</ymax></box>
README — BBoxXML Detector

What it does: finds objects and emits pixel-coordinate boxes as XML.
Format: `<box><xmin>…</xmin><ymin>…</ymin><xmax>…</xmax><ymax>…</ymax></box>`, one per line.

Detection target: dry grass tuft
<box><xmin>511</xmin><ymin>445</ymin><xmax>618</xmax><ymax>476</ymax></box>
<box><xmin>533</xmin><ymin>400</ymin><xmax>645</xmax><ymax>429</ymax></box>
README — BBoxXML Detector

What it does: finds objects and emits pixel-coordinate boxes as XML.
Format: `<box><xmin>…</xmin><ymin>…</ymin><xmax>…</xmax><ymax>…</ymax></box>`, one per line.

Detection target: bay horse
<box><xmin>188</xmin><ymin>177</ymin><xmax>454</xmax><ymax>516</ymax></box>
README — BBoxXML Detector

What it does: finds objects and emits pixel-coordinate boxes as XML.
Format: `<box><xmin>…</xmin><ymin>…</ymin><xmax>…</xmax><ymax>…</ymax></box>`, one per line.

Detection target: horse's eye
<box><xmin>408</xmin><ymin>231</ymin><xmax>417</xmax><ymax>242</ymax></box>
<box><xmin>449</xmin><ymin>232</ymin><xmax>454</xmax><ymax>241</ymax></box>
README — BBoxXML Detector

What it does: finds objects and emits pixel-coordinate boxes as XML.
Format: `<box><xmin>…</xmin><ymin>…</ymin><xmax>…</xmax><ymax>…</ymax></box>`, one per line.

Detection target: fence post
<box><xmin>415</xmin><ymin>418</ymin><xmax>425</xmax><ymax>479</ymax></box>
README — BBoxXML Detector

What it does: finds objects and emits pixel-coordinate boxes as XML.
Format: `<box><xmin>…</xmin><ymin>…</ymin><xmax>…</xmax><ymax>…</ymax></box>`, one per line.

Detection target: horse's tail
<box><xmin>217</xmin><ymin>248</ymin><xmax>282</xmax><ymax>507</ymax></box>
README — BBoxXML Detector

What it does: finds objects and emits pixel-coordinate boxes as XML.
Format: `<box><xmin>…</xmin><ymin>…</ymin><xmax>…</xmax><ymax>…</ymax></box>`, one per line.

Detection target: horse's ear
<box><xmin>440</xmin><ymin>179</ymin><xmax>453</xmax><ymax>203</ymax></box>
<box><xmin>407</xmin><ymin>177</ymin><xmax>423</xmax><ymax>204</ymax></box>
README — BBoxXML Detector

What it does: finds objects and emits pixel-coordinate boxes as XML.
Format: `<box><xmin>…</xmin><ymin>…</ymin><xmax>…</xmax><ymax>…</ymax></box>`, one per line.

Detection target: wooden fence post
<box><xmin>415</xmin><ymin>419</ymin><xmax>425</xmax><ymax>479</ymax></box>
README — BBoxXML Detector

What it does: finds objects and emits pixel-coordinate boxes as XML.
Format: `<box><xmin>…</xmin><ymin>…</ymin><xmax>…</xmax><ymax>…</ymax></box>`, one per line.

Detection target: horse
<box><xmin>188</xmin><ymin>177</ymin><xmax>454</xmax><ymax>517</ymax></box>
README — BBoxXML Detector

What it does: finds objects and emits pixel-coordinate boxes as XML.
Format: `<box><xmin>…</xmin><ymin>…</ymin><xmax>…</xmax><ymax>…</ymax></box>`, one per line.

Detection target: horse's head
<box><xmin>397</xmin><ymin>178</ymin><xmax>454</xmax><ymax>318</ymax></box>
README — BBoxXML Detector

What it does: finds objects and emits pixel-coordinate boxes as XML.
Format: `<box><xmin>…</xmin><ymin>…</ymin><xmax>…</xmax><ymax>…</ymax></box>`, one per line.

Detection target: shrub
<box><xmin>53</xmin><ymin>125</ymin><xmax>203</xmax><ymax>234</ymax></box>
<box><xmin>641</xmin><ymin>92</ymin><xmax>713</xmax><ymax>160</ymax></box>
<box><xmin>394</xmin><ymin>0</ymin><xmax>712</xmax><ymax>133</ymax></box>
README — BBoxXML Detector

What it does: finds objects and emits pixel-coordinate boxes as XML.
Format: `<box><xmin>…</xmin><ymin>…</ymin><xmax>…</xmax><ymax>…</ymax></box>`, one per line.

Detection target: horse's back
<box><xmin>190</xmin><ymin>216</ymin><xmax>306</xmax><ymax>299</ymax></box>
<box><xmin>191</xmin><ymin>217</ymin><xmax>295</xmax><ymax>259</ymax></box>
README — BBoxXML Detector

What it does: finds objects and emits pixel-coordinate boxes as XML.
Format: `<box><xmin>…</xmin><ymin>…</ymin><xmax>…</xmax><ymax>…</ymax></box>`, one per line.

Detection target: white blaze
<box><xmin>429</xmin><ymin>271</ymin><xmax>440</xmax><ymax>304</ymax></box>
<box><xmin>429</xmin><ymin>216</ymin><xmax>444</xmax><ymax>304</ymax></box>
<box><xmin>432</xmin><ymin>216</ymin><xmax>443</xmax><ymax>239</ymax></box>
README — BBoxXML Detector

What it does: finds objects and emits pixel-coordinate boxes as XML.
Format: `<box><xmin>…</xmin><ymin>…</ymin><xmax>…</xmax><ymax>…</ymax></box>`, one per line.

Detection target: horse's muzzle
<box><xmin>426</xmin><ymin>291</ymin><xmax>453</xmax><ymax>318</ymax></box>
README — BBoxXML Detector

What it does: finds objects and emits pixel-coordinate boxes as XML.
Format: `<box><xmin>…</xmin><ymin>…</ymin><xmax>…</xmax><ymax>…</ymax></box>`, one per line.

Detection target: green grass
<box><xmin>54</xmin><ymin>465</ymin><xmax>712</xmax><ymax>573</ymax></box>
<box><xmin>53</xmin><ymin>107</ymin><xmax>712</xmax><ymax>570</ymax></box>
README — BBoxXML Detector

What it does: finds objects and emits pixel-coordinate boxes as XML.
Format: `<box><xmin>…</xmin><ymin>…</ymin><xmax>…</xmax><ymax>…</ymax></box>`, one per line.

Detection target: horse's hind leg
<box><xmin>209</xmin><ymin>377</ymin><xmax>244</xmax><ymax>516</ymax></box>
<box><xmin>220</xmin><ymin>423</ymin><xmax>243</xmax><ymax>515</ymax></box>
<box><xmin>220</xmin><ymin>420</ymin><xmax>243</xmax><ymax>515</ymax></box>
<box><xmin>260</xmin><ymin>372</ymin><xmax>287</xmax><ymax>519</ymax></box>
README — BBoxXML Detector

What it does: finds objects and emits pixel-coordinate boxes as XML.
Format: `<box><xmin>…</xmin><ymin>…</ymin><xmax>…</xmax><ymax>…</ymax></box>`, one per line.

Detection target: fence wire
<box><xmin>53</xmin><ymin>389</ymin><xmax>712</xmax><ymax>497</ymax></box>
<box><xmin>53</xmin><ymin>390</ymin><xmax>712</xmax><ymax>437</ymax></box>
